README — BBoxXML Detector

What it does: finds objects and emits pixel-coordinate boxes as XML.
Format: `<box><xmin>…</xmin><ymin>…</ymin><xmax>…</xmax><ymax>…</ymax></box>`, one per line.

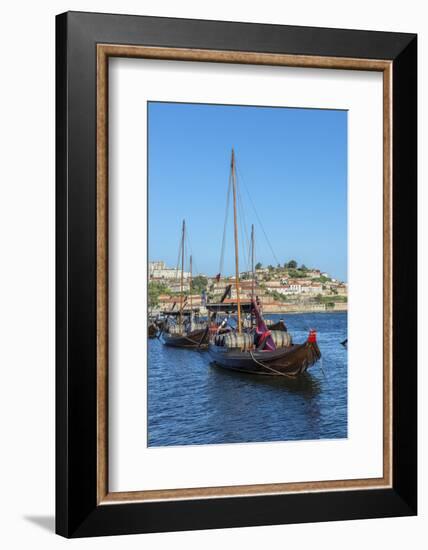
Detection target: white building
<box><xmin>149</xmin><ymin>260</ymin><xmax>191</xmax><ymax>280</ymax></box>
<box><xmin>276</xmin><ymin>284</ymin><xmax>302</xmax><ymax>295</ymax></box>
<box><xmin>168</xmin><ymin>281</ymin><xmax>190</xmax><ymax>293</ymax></box>
<box><xmin>300</xmin><ymin>284</ymin><xmax>323</xmax><ymax>294</ymax></box>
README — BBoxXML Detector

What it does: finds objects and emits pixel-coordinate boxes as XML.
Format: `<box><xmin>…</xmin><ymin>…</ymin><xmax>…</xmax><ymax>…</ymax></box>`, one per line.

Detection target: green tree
<box><xmin>270</xmin><ymin>290</ymin><xmax>288</xmax><ymax>302</ymax></box>
<box><xmin>191</xmin><ymin>275</ymin><xmax>208</xmax><ymax>294</ymax></box>
<box><xmin>255</xmin><ymin>262</ymin><xmax>262</xmax><ymax>270</ymax></box>
<box><xmin>288</xmin><ymin>269</ymin><xmax>306</xmax><ymax>278</ymax></box>
<box><xmin>287</xmin><ymin>260</ymin><xmax>298</xmax><ymax>269</ymax></box>
<box><xmin>300</xmin><ymin>264</ymin><xmax>308</xmax><ymax>271</ymax></box>
<box><xmin>312</xmin><ymin>275</ymin><xmax>331</xmax><ymax>283</ymax></box>
<box><xmin>148</xmin><ymin>281</ymin><xmax>169</xmax><ymax>308</ymax></box>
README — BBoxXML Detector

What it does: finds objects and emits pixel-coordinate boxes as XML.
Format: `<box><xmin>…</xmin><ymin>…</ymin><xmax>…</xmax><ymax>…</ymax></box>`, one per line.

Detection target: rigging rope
<box><xmin>185</xmin><ymin>228</ymin><xmax>199</xmax><ymax>275</ymax></box>
<box><xmin>219</xmin><ymin>174</ymin><xmax>232</xmax><ymax>277</ymax></box>
<box><xmin>236</xmin><ymin>164</ymin><xmax>281</xmax><ymax>266</ymax></box>
<box><xmin>249</xmin><ymin>350</ymin><xmax>289</xmax><ymax>377</ymax></box>
<box><xmin>175</xmin><ymin>232</ymin><xmax>183</xmax><ymax>281</ymax></box>
<box><xmin>237</xmin><ymin>194</ymin><xmax>249</xmax><ymax>271</ymax></box>
<box><xmin>236</xmin><ymin>174</ymin><xmax>251</xmax><ymax>272</ymax></box>
<box><xmin>217</xmin><ymin>152</ymin><xmax>280</xmax><ymax>280</ymax></box>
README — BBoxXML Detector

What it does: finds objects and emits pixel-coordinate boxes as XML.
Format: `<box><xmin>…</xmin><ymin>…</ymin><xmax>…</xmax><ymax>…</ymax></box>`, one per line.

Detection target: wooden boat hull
<box><xmin>208</xmin><ymin>341</ymin><xmax>321</xmax><ymax>376</ymax></box>
<box><xmin>266</xmin><ymin>320</ymin><xmax>288</xmax><ymax>332</ymax></box>
<box><xmin>148</xmin><ymin>324</ymin><xmax>158</xmax><ymax>339</ymax></box>
<box><xmin>162</xmin><ymin>328</ymin><xmax>209</xmax><ymax>349</ymax></box>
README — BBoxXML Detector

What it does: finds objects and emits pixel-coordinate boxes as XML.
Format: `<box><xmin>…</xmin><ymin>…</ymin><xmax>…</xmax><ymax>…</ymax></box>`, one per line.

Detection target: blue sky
<box><xmin>148</xmin><ymin>102</ymin><xmax>347</xmax><ymax>282</ymax></box>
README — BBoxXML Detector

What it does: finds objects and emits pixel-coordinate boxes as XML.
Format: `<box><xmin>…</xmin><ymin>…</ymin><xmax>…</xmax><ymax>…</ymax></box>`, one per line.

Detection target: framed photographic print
<box><xmin>56</xmin><ymin>11</ymin><xmax>417</xmax><ymax>537</ymax></box>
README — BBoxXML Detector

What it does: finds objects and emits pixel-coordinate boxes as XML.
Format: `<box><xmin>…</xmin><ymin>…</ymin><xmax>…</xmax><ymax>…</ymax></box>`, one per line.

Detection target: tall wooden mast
<box><xmin>189</xmin><ymin>254</ymin><xmax>193</xmax><ymax>327</ymax></box>
<box><xmin>251</xmin><ymin>223</ymin><xmax>255</xmax><ymax>298</ymax></box>
<box><xmin>179</xmin><ymin>219</ymin><xmax>185</xmax><ymax>331</ymax></box>
<box><xmin>231</xmin><ymin>148</ymin><xmax>242</xmax><ymax>334</ymax></box>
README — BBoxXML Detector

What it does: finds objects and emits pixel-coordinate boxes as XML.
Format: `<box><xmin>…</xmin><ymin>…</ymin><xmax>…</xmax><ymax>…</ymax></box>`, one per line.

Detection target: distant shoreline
<box><xmin>151</xmin><ymin>304</ymin><xmax>347</xmax><ymax>316</ymax></box>
<box><xmin>263</xmin><ymin>308</ymin><xmax>347</xmax><ymax>315</ymax></box>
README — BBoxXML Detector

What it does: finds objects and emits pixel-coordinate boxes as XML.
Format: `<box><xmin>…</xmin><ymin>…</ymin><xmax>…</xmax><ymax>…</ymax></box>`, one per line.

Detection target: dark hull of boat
<box><xmin>267</xmin><ymin>320</ymin><xmax>288</xmax><ymax>332</ymax></box>
<box><xmin>162</xmin><ymin>328</ymin><xmax>209</xmax><ymax>349</ymax></box>
<box><xmin>148</xmin><ymin>324</ymin><xmax>158</xmax><ymax>339</ymax></box>
<box><xmin>208</xmin><ymin>341</ymin><xmax>321</xmax><ymax>376</ymax></box>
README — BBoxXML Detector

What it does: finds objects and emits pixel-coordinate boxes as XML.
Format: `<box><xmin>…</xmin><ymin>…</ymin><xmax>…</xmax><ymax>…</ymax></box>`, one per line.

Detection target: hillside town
<box><xmin>149</xmin><ymin>259</ymin><xmax>347</xmax><ymax>314</ymax></box>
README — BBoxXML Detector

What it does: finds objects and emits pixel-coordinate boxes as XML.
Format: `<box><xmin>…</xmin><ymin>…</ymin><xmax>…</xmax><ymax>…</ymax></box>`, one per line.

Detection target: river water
<box><xmin>148</xmin><ymin>311</ymin><xmax>347</xmax><ymax>446</ymax></box>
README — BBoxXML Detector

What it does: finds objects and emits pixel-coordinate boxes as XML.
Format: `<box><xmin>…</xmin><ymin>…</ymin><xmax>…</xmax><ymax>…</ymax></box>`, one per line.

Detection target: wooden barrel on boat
<box><xmin>214</xmin><ymin>334</ymin><xmax>227</xmax><ymax>346</ymax></box>
<box><xmin>191</xmin><ymin>322</ymin><xmax>207</xmax><ymax>331</ymax></box>
<box><xmin>167</xmin><ymin>325</ymin><xmax>182</xmax><ymax>335</ymax></box>
<box><xmin>270</xmin><ymin>330</ymin><xmax>292</xmax><ymax>348</ymax></box>
<box><xmin>223</xmin><ymin>332</ymin><xmax>254</xmax><ymax>350</ymax></box>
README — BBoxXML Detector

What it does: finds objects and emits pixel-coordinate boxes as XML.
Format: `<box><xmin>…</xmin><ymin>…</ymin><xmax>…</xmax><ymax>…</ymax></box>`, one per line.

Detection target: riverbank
<box><xmin>150</xmin><ymin>302</ymin><xmax>347</xmax><ymax>316</ymax></box>
<box><xmin>263</xmin><ymin>302</ymin><xmax>347</xmax><ymax>314</ymax></box>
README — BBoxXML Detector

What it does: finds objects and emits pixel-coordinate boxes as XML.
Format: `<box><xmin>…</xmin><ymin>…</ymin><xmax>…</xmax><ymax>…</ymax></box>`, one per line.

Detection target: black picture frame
<box><xmin>56</xmin><ymin>11</ymin><xmax>417</xmax><ymax>538</ymax></box>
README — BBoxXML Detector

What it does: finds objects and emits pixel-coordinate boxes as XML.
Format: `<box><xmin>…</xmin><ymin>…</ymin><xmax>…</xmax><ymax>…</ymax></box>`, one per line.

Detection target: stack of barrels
<box><xmin>214</xmin><ymin>330</ymin><xmax>292</xmax><ymax>349</ymax></box>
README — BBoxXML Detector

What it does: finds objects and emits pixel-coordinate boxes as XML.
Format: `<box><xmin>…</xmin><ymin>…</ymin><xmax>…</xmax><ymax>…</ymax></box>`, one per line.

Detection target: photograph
<box><xmin>147</xmin><ymin>101</ymin><xmax>348</xmax><ymax>447</ymax></box>
<box><xmin>0</xmin><ymin>1</ymin><xmax>420</xmax><ymax>544</ymax></box>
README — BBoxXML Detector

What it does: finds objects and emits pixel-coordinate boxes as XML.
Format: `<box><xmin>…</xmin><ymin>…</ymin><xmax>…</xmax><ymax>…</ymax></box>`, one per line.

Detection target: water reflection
<box><xmin>209</xmin><ymin>362</ymin><xmax>321</xmax><ymax>398</ymax></box>
<box><xmin>148</xmin><ymin>312</ymin><xmax>347</xmax><ymax>446</ymax></box>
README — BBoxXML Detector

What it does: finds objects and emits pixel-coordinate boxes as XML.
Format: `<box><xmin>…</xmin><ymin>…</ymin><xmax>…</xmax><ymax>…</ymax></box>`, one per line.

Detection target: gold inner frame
<box><xmin>96</xmin><ymin>44</ymin><xmax>393</xmax><ymax>504</ymax></box>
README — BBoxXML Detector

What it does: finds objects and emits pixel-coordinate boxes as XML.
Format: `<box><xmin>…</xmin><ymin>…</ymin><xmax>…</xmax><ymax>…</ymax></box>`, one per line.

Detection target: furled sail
<box><xmin>252</xmin><ymin>299</ymin><xmax>276</xmax><ymax>351</ymax></box>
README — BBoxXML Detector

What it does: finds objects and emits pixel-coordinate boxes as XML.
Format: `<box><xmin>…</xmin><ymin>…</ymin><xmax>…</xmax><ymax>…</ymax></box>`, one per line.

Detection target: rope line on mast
<box><xmin>219</xmin><ymin>173</ymin><xmax>232</xmax><ymax>277</ymax></box>
<box><xmin>184</xmin><ymin>228</ymin><xmax>200</xmax><ymax>278</ymax></box>
<box><xmin>246</xmin><ymin>239</ymin><xmax>252</xmax><ymax>274</ymax></box>
<box><xmin>179</xmin><ymin>219</ymin><xmax>185</xmax><ymax>332</ymax></box>
<box><xmin>237</xmin><ymin>195</ymin><xmax>248</xmax><ymax>271</ymax></box>
<box><xmin>231</xmin><ymin>148</ymin><xmax>242</xmax><ymax>334</ymax></box>
<box><xmin>175</xmin><ymin>232</ymin><xmax>183</xmax><ymax>282</ymax></box>
<box><xmin>236</xmin><ymin>174</ymin><xmax>251</xmax><ymax>272</ymax></box>
<box><xmin>236</xmin><ymin>164</ymin><xmax>281</xmax><ymax>266</ymax></box>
